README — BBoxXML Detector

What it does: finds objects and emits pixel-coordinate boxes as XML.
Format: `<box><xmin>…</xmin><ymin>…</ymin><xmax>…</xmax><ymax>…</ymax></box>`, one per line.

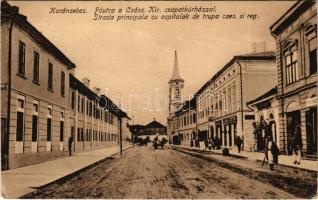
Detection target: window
<box><xmin>47</xmin><ymin>118</ymin><xmax>52</xmax><ymax>141</ymax></box>
<box><xmin>33</xmin><ymin>51</ymin><xmax>40</xmax><ymax>83</ymax></box>
<box><xmin>47</xmin><ymin>105</ymin><xmax>52</xmax><ymax>141</ymax></box>
<box><xmin>18</xmin><ymin>41</ymin><xmax>26</xmax><ymax>76</ymax></box>
<box><xmin>32</xmin><ymin>101</ymin><xmax>39</xmax><ymax>142</ymax></box>
<box><xmin>285</xmin><ymin>49</ymin><xmax>298</xmax><ymax>85</ymax></box>
<box><xmin>16</xmin><ymin>112</ymin><xmax>24</xmax><ymax>141</ymax></box>
<box><xmin>32</xmin><ymin>116</ymin><xmax>38</xmax><ymax>142</ymax></box>
<box><xmin>61</xmin><ymin>71</ymin><xmax>65</xmax><ymax>96</ymax></box>
<box><xmin>71</xmin><ymin>91</ymin><xmax>75</xmax><ymax>110</ymax></box>
<box><xmin>81</xmin><ymin>98</ymin><xmax>84</xmax><ymax>113</ymax></box>
<box><xmin>176</xmin><ymin>88</ymin><xmax>180</xmax><ymax>98</ymax></box>
<box><xmin>60</xmin><ymin>112</ymin><xmax>64</xmax><ymax>142</ymax></box>
<box><xmin>48</xmin><ymin>62</ymin><xmax>53</xmax><ymax>90</ymax></box>
<box><xmin>309</xmin><ymin>37</ymin><xmax>317</xmax><ymax>75</ymax></box>
<box><xmin>78</xmin><ymin>95</ymin><xmax>81</xmax><ymax>112</ymax></box>
<box><xmin>16</xmin><ymin>96</ymin><xmax>25</xmax><ymax>142</ymax></box>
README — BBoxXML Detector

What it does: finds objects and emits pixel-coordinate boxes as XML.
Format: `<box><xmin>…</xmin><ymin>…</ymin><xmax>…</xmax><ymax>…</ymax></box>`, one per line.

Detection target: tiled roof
<box><xmin>144</xmin><ymin>120</ymin><xmax>166</xmax><ymax>129</ymax></box>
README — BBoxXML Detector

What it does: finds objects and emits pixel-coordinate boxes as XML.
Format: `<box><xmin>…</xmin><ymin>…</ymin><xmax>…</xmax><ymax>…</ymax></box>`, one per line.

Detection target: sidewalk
<box><xmin>172</xmin><ymin>144</ymin><xmax>318</xmax><ymax>172</ymax></box>
<box><xmin>1</xmin><ymin>145</ymin><xmax>132</xmax><ymax>198</ymax></box>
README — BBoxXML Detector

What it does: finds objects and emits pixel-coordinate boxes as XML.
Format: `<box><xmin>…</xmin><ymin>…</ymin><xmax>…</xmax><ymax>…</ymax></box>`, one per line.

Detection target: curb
<box><xmin>20</xmin><ymin>145</ymin><xmax>133</xmax><ymax>198</ymax></box>
<box><xmin>170</xmin><ymin>145</ymin><xmax>317</xmax><ymax>173</ymax></box>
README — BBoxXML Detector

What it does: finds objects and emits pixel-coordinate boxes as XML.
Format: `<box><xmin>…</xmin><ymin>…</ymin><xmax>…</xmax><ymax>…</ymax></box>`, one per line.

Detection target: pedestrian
<box><xmin>292</xmin><ymin>124</ymin><xmax>302</xmax><ymax>165</ymax></box>
<box><xmin>211</xmin><ymin>137</ymin><xmax>216</xmax><ymax>150</ymax></box>
<box><xmin>204</xmin><ymin>139</ymin><xmax>208</xmax><ymax>150</ymax></box>
<box><xmin>264</xmin><ymin>135</ymin><xmax>279</xmax><ymax>170</ymax></box>
<box><xmin>236</xmin><ymin>136</ymin><xmax>243</xmax><ymax>153</ymax></box>
<box><xmin>215</xmin><ymin>136</ymin><xmax>221</xmax><ymax>149</ymax></box>
<box><xmin>68</xmin><ymin>136</ymin><xmax>73</xmax><ymax>156</ymax></box>
<box><xmin>208</xmin><ymin>139</ymin><xmax>213</xmax><ymax>150</ymax></box>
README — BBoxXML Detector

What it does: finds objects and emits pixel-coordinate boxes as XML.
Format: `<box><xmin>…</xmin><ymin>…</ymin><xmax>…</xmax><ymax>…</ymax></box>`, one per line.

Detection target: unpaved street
<box><xmin>23</xmin><ymin>145</ymin><xmax>301</xmax><ymax>199</ymax></box>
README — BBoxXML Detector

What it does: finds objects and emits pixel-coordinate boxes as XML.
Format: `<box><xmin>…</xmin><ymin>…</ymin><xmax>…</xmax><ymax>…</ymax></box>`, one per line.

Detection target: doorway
<box><xmin>306</xmin><ymin>107</ymin><xmax>317</xmax><ymax>155</ymax></box>
<box><xmin>286</xmin><ymin>110</ymin><xmax>300</xmax><ymax>155</ymax></box>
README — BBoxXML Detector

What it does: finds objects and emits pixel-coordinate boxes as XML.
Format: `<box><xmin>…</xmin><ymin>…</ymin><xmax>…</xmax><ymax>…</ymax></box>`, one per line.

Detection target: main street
<box><xmin>22</xmin><ymin>145</ymin><xmax>316</xmax><ymax>199</ymax></box>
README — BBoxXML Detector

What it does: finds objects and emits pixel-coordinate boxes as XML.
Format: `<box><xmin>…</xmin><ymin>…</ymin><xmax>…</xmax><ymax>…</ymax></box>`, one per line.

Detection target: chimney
<box><xmin>82</xmin><ymin>77</ymin><xmax>90</xmax><ymax>88</ymax></box>
<box><xmin>93</xmin><ymin>87</ymin><xmax>101</xmax><ymax>96</ymax></box>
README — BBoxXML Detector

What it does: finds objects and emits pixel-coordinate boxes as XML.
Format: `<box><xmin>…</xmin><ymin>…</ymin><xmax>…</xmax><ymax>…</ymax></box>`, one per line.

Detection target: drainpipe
<box><xmin>235</xmin><ymin>60</ymin><xmax>244</xmax><ymax>134</ymax></box>
<box><xmin>5</xmin><ymin>7</ymin><xmax>18</xmax><ymax>170</ymax></box>
<box><xmin>119</xmin><ymin>117</ymin><xmax>122</xmax><ymax>155</ymax></box>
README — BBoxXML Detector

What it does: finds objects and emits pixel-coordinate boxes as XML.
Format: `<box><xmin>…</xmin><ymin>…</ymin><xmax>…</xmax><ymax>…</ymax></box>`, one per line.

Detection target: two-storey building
<box><xmin>1</xmin><ymin>1</ymin><xmax>75</xmax><ymax>169</ymax></box>
<box><xmin>196</xmin><ymin>52</ymin><xmax>277</xmax><ymax>151</ymax></box>
<box><xmin>270</xmin><ymin>1</ymin><xmax>317</xmax><ymax>157</ymax></box>
<box><xmin>69</xmin><ymin>75</ymin><xmax>129</xmax><ymax>153</ymax></box>
<box><xmin>1</xmin><ymin>1</ymin><xmax>130</xmax><ymax>170</ymax></box>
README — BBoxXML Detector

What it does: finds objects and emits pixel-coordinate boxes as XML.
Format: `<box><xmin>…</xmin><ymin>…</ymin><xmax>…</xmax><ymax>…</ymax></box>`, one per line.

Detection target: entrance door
<box><xmin>286</xmin><ymin>110</ymin><xmax>301</xmax><ymax>155</ymax></box>
<box><xmin>306</xmin><ymin>107</ymin><xmax>317</xmax><ymax>155</ymax></box>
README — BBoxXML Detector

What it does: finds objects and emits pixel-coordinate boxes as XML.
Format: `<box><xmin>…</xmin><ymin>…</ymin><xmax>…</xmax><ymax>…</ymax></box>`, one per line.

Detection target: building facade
<box><xmin>175</xmin><ymin>98</ymin><xmax>197</xmax><ymax>146</ymax></box>
<box><xmin>1</xmin><ymin>2</ymin><xmax>76</xmax><ymax>169</ymax></box>
<box><xmin>139</xmin><ymin>119</ymin><xmax>167</xmax><ymax>141</ymax></box>
<box><xmin>270</xmin><ymin>1</ymin><xmax>317</xmax><ymax>157</ymax></box>
<box><xmin>69</xmin><ymin>75</ymin><xmax>129</xmax><ymax>153</ymax></box>
<box><xmin>1</xmin><ymin>2</ymin><xmax>130</xmax><ymax>170</ymax></box>
<box><xmin>196</xmin><ymin>52</ymin><xmax>277</xmax><ymax>151</ymax></box>
<box><xmin>247</xmin><ymin>87</ymin><xmax>281</xmax><ymax>152</ymax></box>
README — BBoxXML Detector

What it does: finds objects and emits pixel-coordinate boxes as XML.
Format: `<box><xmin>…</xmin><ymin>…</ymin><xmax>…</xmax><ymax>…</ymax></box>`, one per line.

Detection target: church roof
<box><xmin>169</xmin><ymin>50</ymin><xmax>184</xmax><ymax>83</ymax></box>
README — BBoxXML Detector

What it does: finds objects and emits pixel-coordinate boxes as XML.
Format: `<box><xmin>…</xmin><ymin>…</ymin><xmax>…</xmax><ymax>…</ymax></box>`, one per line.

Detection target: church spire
<box><xmin>170</xmin><ymin>50</ymin><xmax>184</xmax><ymax>82</ymax></box>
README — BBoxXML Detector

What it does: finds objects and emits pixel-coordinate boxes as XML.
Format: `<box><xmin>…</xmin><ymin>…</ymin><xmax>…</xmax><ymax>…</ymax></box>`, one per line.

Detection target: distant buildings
<box><xmin>168</xmin><ymin>51</ymin><xmax>277</xmax><ymax>151</ymax></box>
<box><xmin>129</xmin><ymin>119</ymin><xmax>167</xmax><ymax>142</ymax></box>
<box><xmin>1</xmin><ymin>1</ymin><xmax>130</xmax><ymax>170</ymax></box>
<box><xmin>167</xmin><ymin>1</ymin><xmax>317</xmax><ymax>159</ymax></box>
<box><xmin>270</xmin><ymin>1</ymin><xmax>317</xmax><ymax>157</ymax></box>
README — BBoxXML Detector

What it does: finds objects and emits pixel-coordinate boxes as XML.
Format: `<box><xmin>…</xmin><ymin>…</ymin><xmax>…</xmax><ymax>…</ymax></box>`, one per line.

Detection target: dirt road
<box><xmin>23</xmin><ymin>145</ymin><xmax>299</xmax><ymax>199</ymax></box>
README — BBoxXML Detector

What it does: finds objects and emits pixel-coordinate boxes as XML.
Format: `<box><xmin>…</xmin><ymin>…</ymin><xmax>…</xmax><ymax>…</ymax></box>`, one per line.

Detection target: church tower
<box><xmin>169</xmin><ymin>50</ymin><xmax>184</xmax><ymax>117</ymax></box>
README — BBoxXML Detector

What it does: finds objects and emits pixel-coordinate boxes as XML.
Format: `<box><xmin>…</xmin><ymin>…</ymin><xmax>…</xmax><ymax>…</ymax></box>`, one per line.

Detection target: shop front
<box><xmin>223</xmin><ymin>116</ymin><xmax>237</xmax><ymax>148</ymax></box>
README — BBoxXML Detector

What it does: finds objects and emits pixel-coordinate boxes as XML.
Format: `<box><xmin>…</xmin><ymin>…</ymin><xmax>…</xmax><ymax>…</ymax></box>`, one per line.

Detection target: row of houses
<box><xmin>1</xmin><ymin>1</ymin><xmax>130</xmax><ymax>170</ymax></box>
<box><xmin>167</xmin><ymin>1</ymin><xmax>317</xmax><ymax>158</ymax></box>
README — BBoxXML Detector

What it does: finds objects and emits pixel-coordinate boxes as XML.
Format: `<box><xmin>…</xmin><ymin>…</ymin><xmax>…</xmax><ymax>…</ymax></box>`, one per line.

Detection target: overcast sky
<box><xmin>10</xmin><ymin>1</ymin><xmax>295</xmax><ymax>125</ymax></box>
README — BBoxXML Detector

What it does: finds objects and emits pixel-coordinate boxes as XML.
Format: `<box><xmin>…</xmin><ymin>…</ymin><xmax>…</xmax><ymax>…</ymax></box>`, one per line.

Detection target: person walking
<box><xmin>236</xmin><ymin>136</ymin><xmax>243</xmax><ymax>153</ymax></box>
<box><xmin>265</xmin><ymin>135</ymin><xmax>279</xmax><ymax>170</ymax></box>
<box><xmin>292</xmin><ymin>124</ymin><xmax>302</xmax><ymax>165</ymax></box>
<box><xmin>68</xmin><ymin>136</ymin><xmax>73</xmax><ymax>156</ymax></box>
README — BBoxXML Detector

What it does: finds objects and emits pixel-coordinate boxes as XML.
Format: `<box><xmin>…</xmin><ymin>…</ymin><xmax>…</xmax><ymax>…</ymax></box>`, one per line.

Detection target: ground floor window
<box><xmin>32</xmin><ymin>116</ymin><xmax>38</xmax><ymax>142</ymax></box>
<box><xmin>60</xmin><ymin>121</ymin><xmax>64</xmax><ymax>142</ymax></box>
<box><xmin>16</xmin><ymin>112</ymin><xmax>24</xmax><ymax>141</ymax></box>
<box><xmin>47</xmin><ymin>118</ymin><xmax>52</xmax><ymax>141</ymax></box>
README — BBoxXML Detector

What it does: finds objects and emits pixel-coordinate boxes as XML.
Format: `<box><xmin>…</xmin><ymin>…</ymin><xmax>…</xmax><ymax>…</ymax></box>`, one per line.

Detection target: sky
<box><xmin>10</xmin><ymin>1</ymin><xmax>295</xmax><ymax>125</ymax></box>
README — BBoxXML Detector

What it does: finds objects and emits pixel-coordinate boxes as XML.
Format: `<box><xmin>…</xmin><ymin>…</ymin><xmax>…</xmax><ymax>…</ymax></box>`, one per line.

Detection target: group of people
<box><xmin>203</xmin><ymin>136</ymin><xmax>221</xmax><ymax>150</ymax></box>
<box><xmin>263</xmin><ymin>123</ymin><xmax>303</xmax><ymax>170</ymax></box>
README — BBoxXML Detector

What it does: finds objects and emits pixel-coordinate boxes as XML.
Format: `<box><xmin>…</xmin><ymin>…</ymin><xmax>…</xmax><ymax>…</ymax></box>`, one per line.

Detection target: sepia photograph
<box><xmin>0</xmin><ymin>0</ymin><xmax>317</xmax><ymax>199</ymax></box>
